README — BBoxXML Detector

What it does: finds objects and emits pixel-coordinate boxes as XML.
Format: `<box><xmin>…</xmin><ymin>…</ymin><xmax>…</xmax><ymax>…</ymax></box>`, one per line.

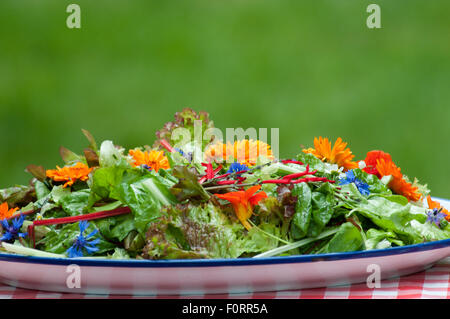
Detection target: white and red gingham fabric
<box><xmin>0</xmin><ymin>257</ymin><xmax>448</xmax><ymax>299</ymax></box>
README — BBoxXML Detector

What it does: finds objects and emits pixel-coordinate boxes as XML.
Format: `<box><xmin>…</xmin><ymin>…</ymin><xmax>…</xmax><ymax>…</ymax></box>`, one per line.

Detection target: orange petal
<box><xmin>0</xmin><ymin>202</ymin><xmax>8</xmax><ymax>214</ymax></box>
<box><xmin>215</xmin><ymin>192</ymin><xmax>244</xmax><ymax>205</ymax></box>
<box><xmin>245</xmin><ymin>185</ymin><xmax>262</xmax><ymax>198</ymax></box>
<box><xmin>249</xmin><ymin>191</ymin><xmax>268</xmax><ymax>207</ymax></box>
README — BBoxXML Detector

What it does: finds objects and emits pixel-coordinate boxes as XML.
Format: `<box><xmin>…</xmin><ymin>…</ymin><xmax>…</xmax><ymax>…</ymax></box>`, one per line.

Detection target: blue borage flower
<box><xmin>66</xmin><ymin>221</ymin><xmax>100</xmax><ymax>258</ymax></box>
<box><xmin>174</xmin><ymin>148</ymin><xmax>185</xmax><ymax>156</ymax></box>
<box><xmin>426</xmin><ymin>208</ymin><xmax>447</xmax><ymax>228</ymax></box>
<box><xmin>174</xmin><ymin>148</ymin><xmax>193</xmax><ymax>162</ymax></box>
<box><xmin>0</xmin><ymin>214</ymin><xmax>27</xmax><ymax>243</ymax></box>
<box><xmin>227</xmin><ymin>162</ymin><xmax>249</xmax><ymax>174</ymax></box>
<box><xmin>339</xmin><ymin>170</ymin><xmax>370</xmax><ymax>196</ymax></box>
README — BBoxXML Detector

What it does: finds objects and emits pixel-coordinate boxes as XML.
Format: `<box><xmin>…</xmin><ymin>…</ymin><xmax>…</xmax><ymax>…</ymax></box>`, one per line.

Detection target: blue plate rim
<box><xmin>0</xmin><ymin>238</ymin><xmax>448</xmax><ymax>268</ymax></box>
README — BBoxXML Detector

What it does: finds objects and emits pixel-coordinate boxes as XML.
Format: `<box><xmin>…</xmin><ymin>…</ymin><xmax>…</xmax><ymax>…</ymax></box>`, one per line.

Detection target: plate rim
<box><xmin>0</xmin><ymin>238</ymin><xmax>448</xmax><ymax>268</ymax></box>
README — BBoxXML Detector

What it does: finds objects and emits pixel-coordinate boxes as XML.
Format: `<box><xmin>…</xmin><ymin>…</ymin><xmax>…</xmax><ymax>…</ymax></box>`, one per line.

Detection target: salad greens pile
<box><xmin>0</xmin><ymin>108</ymin><xmax>449</xmax><ymax>260</ymax></box>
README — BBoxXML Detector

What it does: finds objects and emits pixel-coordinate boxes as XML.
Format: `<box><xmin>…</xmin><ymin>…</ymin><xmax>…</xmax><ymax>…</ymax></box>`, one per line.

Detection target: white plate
<box><xmin>0</xmin><ymin>198</ymin><xmax>449</xmax><ymax>295</ymax></box>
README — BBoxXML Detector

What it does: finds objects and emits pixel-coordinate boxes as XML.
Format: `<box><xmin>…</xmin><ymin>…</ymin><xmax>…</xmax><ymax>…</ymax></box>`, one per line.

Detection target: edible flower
<box><xmin>0</xmin><ymin>202</ymin><xmax>19</xmax><ymax>220</ymax></box>
<box><xmin>303</xmin><ymin>137</ymin><xmax>358</xmax><ymax>171</ymax></box>
<box><xmin>46</xmin><ymin>162</ymin><xmax>93</xmax><ymax>188</ymax></box>
<box><xmin>227</xmin><ymin>162</ymin><xmax>249</xmax><ymax>174</ymax></box>
<box><xmin>427</xmin><ymin>196</ymin><xmax>450</xmax><ymax>222</ymax></box>
<box><xmin>204</xmin><ymin>139</ymin><xmax>274</xmax><ymax>167</ymax></box>
<box><xmin>426</xmin><ymin>208</ymin><xmax>447</xmax><ymax>228</ymax></box>
<box><xmin>66</xmin><ymin>221</ymin><xmax>100</xmax><ymax>258</ymax></box>
<box><xmin>174</xmin><ymin>147</ymin><xmax>193</xmax><ymax>162</ymax></box>
<box><xmin>0</xmin><ymin>214</ymin><xmax>27</xmax><ymax>243</ymax></box>
<box><xmin>215</xmin><ymin>185</ymin><xmax>268</xmax><ymax>230</ymax></box>
<box><xmin>362</xmin><ymin>150</ymin><xmax>393</xmax><ymax>178</ymax></box>
<box><xmin>129</xmin><ymin>149</ymin><xmax>170</xmax><ymax>172</ymax></box>
<box><xmin>339</xmin><ymin>170</ymin><xmax>370</xmax><ymax>196</ymax></box>
<box><xmin>375</xmin><ymin>158</ymin><xmax>422</xmax><ymax>202</ymax></box>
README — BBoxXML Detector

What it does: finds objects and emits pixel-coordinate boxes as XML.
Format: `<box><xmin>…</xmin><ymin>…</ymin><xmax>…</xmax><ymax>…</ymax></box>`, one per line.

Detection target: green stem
<box><xmin>248</xmin><ymin>220</ymin><xmax>291</xmax><ymax>245</ymax></box>
<box><xmin>1</xmin><ymin>242</ymin><xmax>65</xmax><ymax>258</ymax></box>
<box><xmin>252</xmin><ymin>226</ymin><xmax>340</xmax><ymax>258</ymax></box>
<box><xmin>334</xmin><ymin>191</ymin><xmax>359</xmax><ymax>205</ymax></box>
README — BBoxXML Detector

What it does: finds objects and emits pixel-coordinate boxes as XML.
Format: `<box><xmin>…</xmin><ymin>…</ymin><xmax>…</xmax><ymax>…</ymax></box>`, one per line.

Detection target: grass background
<box><xmin>0</xmin><ymin>0</ymin><xmax>449</xmax><ymax>197</ymax></box>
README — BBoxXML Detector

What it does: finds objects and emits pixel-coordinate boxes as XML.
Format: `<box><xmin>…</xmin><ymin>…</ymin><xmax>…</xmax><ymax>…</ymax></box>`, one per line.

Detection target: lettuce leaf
<box><xmin>0</xmin><ymin>184</ymin><xmax>36</xmax><ymax>208</ymax></box>
<box><xmin>319</xmin><ymin>222</ymin><xmax>364</xmax><ymax>253</ymax></box>
<box><xmin>58</xmin><ymin>189</ymin><xmax>90</xmax><ymax>216</ymax></box>
<box><xmin>115</xmin><ymin>173</ymin><xmax>177</xmax><ymax>234</ymax></box>
<box><xmin>94</xmin><ymin>213</ymin><xmax>136</xmax><ymax>242</ymax></box>
<box><xmin>141</xmin><ymin>202</ymin><xmax>282</xmax><ymax>259</ymax></box>
<box><xmin>170</xmin><ymin>165</ymin><xmax>210</xmax><ymax>202</ymax></box>
<box><xmin>152</xmin><ymin>108</ymin><xmax>215</xmax><ymax>151</ymax></box>
<box><xmin>365</xmin><ymin>228</ymin><xmax>404</xmax><ymax>250</ymax></box>
<box><xmin>290</xmin><ymin>183</ymin><xmax>312</xmax><ymax>239</ymax></box>
<box><xmin>353</xmin><ymin>197</ymin><xmax>449</xmax><ymax>244</ymax></box>
<box><xmin>38</xmin><ymin>222</ymin><xmax>115</xmax><ymax>256</ymax></box>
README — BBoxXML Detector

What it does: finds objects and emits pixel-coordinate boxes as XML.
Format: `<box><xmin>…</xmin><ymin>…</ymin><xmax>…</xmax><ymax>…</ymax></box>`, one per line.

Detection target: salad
<box><xmin>0</xmin><ymin>108</ymin><xmax>449</xmax><ymax>260</ymax></box>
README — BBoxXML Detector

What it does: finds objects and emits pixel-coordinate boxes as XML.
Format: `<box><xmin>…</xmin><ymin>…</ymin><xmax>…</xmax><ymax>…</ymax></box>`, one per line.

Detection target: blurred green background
<box><xmin>0</xmin><ymin>0</ymin><xmax>449</xmax><ymax>197</ymax></box>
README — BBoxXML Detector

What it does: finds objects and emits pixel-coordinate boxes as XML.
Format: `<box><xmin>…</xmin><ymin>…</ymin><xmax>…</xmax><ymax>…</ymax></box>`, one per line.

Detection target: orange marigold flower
<box><xmin>426</xmin><ymin>195</ymin><xmax>450</xmax><ymax>222</ymax></box>
<box><xmin>204</xmin><ymin>139</ymin><xmax>274</xmax><ymax>167</ymax></box>
<box><xmin>46</xmin><ymin>162</ymin><xmax>94</xmax><ymax>188</ymax></box>
<box><xmin>376</xmin><ymin>158</ymin><xmax>422</xmax><ymax>202</ymax></box>
<box><xmin>215</xmin><ymin>185</ymin><xmax>268</xmax><ymax>230</ymax></box>
<box><xmin>129</xmin><ymin>149</ymin><xmax>170</xmax><ymax>172</ymax></box>
<box><xmin>302</xmin><ymin>137</ymin><xmax>358</xmax><ymax>170</ymax></box>
<box><xmin>0</xmin><ymin>202</ymin><xmax>19</xmax><ymax>220</ymax></box>
<box><xmin>204</xmin><ymin>141</ymin><xmax>228</xmax><ymax>163</ymax></box>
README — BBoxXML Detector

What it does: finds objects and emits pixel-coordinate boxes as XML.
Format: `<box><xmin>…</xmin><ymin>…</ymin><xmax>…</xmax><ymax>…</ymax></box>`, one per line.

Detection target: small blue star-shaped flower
<box><xmin>339</xmin><ymin>170</ymin><xmax>371</xmax><ymax>196</ymax></box>
<box><xmin>0</xmin><ymin>214</ymin><xmax>27</xmax><ymax>243</ymax></box>
<box><xmin>227</xmin><ymin>162</ymin><xmax>249</xmax><ymax>174</ymax></box>
<box><xmin>66</xmin><ymin>221</ymin><xmax>101</xmax><ymax>258</ymax></box>
<box><xmin>174</xmin><ymin>148</ymin><xmax>193</xmax><ymax>162</ymax></box>
<box><xmin>426</xmin><ymin>208</ymin><xmax>447</xmax><ymax>228</ymax></box>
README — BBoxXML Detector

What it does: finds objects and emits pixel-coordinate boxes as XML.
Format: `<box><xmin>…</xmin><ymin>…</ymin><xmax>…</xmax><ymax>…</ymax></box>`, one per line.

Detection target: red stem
<box><xmin>33</xmin><ymin>207</ymin><xmax>131</xmax><ymax>226</ymax></box>
<box><xmin>281</xmin><ymin>160</ymin><xmax>304</xmax><ymax>165</ymax></box>
<box><xmin>261</xmin><ymin>179</ymin><xmax>292</xmax><ymax>184</ymax></box>
<box><xmin>29</xmin><ymin>206</ymin><xmax>132</xmax><ymax>248</ymax></box>
<box><xmin>160</xmin><ymin>139</ymin><xmax>175</xmax><ymax>153</ymax></box>
<box><xmin>283</xmin><ymin>170</ymin><xmax>317</xmax><ymax>180</ymax></box>
<box><xmin>213</xmin><ymin>165</ymin><xmax>223</xmax><ymax>175</ymax></box>
<box><xmin>199</xmin><ymin>164</ymin><xmax>223</xmax><ymax>184</ymax></box>
<box><xmin>262</xmin><ymin>177</ymin><xmax>335</xmax><ymax>185</ymax></box>
<box><xmin>214</xmin><ymin>172</ymin><xmax>232</xmax><ymax>180</ymax></box>
<box><xmin>282</xmin><ymin>165</ymin><xmax>316</xmax><ymax>180</ymax></box>
<box><xmin>213</xmin><ymin>169</ymin><xmax>247</xmax><ymax>181</ymax></box>
<box><xmin>216</xmin><ymin>180</ymin><xmax>238</xmax><ymax>185</ymax></box>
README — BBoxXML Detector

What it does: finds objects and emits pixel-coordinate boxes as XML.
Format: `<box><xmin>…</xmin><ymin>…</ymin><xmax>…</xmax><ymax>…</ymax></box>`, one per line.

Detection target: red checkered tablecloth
<box><xmin>0</xmin><ymin>257</ymin><xmax>448</xmax><ymax>299</ymax></box>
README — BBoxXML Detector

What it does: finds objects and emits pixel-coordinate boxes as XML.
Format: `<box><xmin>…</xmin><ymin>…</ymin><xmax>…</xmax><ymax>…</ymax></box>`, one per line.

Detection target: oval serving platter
<box><xmin>0</xmin><ymin>198</ymin><xmax>449</xmax><ymax>296</ymax></box>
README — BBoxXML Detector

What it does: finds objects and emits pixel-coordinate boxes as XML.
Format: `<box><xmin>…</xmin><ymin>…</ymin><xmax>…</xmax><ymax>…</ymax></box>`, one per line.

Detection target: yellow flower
<box><xmin>303</xmin><ymin>137</ymin><xmax>358</xmax><ymax>170</ymax></box>
<box><xmin>129</xmin><ymin>149</ymin><xmax>170</xmax><ymax>172</ymax></box>
<box><xmin>205</xmin><ymin>139</ymin><xmax>274</xmax><ymax>166</ymax></box>
<box><xmin>46</xmin><ymin>162</ymin><xmax>93</xmax><ymax>188</ymax></box>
